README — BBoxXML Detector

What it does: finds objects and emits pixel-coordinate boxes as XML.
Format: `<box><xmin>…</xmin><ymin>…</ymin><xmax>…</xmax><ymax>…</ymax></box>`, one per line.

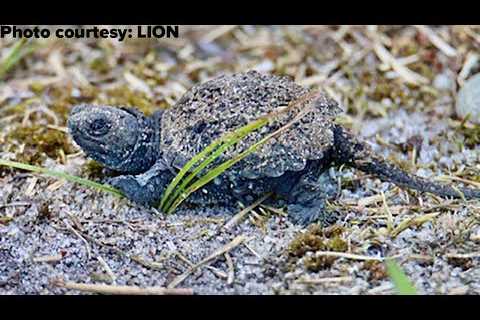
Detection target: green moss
<box><xmin>100</xmin><ymin>85</ymin><xmax>157</xmax><ymax>116</ymax></box>
<box><xmin>48</xmin><ymin>86</ymin><xmax>99</xmax><ymax>123</ymax></box>
<box><xmin>3</xmin><ymin>98</ymin><xmax>36</xmax><ymax>117</ymax></box>
<box><xmin>363</xmin><ymin>260</ymin><xmax>388</xmax><ymax>281</ymax></box>
<box><xmin>323</xmin><ymin>225</ymin><xmax>345</xmax><ymax>238</ymax></box>
<box><xmin>368</xmin><ymin>78</ymin><xmax>407</xmax><ymax>102</ymax></box>
<box><xmin>0</xmin><ymin>216</ymin><xmax>14</xmax><ymax>225</ymax></box>
<box><xmin>447</xmin><ymin>257</ymin><xmax>473</xmax><ymax>270</ymax></box>
<box><xmin>458</xmin><ymin>124</ymin><xmax>480</xmax><ymax>148</ymax></box>
<box><xmin>410</xmin><ymin>61</ymin><xmax>435</xmax><ymax>81</ymax></box>
<box><xmin>397</xmin><ymin>42</ymin><xmax>419</xmax><ymax>56</ymax></box>
<box><xmin>327</xmin><ymin>235</ymin><xmax>348</xmax><ymax>252</ymax></box>
<box><xmin>90</xmin><ymin>57</ymin><xmax>111</xmax><ymax>74</ymax></box>
<box><xmin>51</xmin><ymin>102</ymin><xmax>72</xmax><ymax>123</ymax></box>
<box><xmin>29</xmin><ymin>82</ymin><xmax>46</xmax><ymax>95</ymax></box>
<box><xmin>6</xmin><ymin>125</ymin><xmax>74</xmax><ymax>164</ymax></box>
<box><xmin>387</xmin><ymin>154</ymin><xmax>415</xmax><ymax>172</ymax></box>
<box><xmin>287</xmin><ymin>225</ymin><xmax>347</xmax><ymax>271</ymax></box>
<box><xmin>304</xmin><ymin>255</ymin><xmax>337</xmax><ymax>271</ymax></box>
<box><xmin>288</xmin><ymin>224</ymin><xmax>325</xmax><ymax>257</ymax></box>
<box><xmin>81</xmin><ymin>160</ymin><xmax>105</xmax><ymax>179</ymax></box>
<box><xmin>37</xmin><ymin>201</ymin><xmax>52</xmax><ymax>220</ymax></box>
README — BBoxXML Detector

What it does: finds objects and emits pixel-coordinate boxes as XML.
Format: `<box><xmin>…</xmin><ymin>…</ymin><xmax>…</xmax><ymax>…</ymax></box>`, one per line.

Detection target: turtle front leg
<box><xmin>109</xmin><ymin>161</ymin><xmax>235</xmax><ymax>209</ymax></box>
<box><xmin>108</xmin><ymin>160</ymin><xmax>175</xmax><ymax>207</ymax></box>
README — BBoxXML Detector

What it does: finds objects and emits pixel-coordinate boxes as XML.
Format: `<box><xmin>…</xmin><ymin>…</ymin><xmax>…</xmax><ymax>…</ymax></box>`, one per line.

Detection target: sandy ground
<box><xmin>1</xmin><ymin>26</ymin><xmax>480</xmax><ymax>294</ymax></box>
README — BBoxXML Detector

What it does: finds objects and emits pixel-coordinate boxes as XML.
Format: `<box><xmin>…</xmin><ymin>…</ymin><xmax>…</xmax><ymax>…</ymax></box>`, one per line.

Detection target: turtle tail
<box><xmin>332</xmin><ymin>125</ymin><xmax>480</xmax><ymax>199</ymax></box>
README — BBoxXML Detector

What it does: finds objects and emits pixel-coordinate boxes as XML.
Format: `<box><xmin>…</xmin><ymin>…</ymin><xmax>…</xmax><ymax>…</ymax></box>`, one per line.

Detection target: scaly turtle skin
<box><xmin>68</xmin><ymin>71</ymin><xmax>480</xmax><ymax>225</ymax></box>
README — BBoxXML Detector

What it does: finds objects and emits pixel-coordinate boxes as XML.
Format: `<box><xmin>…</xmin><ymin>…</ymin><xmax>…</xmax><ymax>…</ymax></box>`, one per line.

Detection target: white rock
<box><xmin>456</xmin><ymin>73</ymin><xmax>480</xmax><ymax>123</ymax></box>
<box><xmin>433</xmin><ymin>73</ymin><xmax>454</xmax><ymax>91</ymax></box>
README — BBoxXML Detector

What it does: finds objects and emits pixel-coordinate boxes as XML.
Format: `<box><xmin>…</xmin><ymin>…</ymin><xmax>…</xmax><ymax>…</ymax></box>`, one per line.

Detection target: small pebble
<box><xmin>456</xmin><ymin>73</ymin><xmax>480</xmax><ymax>123</ymax></box>
<box><xmin>433</xmin><ymin>73</ymin><xmax>454</xmax><ymax>91</ymax></box>
<box><xmin>252</xmin><ymin>60</ymin><xmax>274</xmax><ymax>73</ymax></box>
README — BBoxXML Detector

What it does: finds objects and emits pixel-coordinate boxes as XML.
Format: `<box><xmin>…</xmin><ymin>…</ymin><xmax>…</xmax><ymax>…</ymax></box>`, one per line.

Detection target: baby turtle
<box><xmin>68</xmin><ymin>71</ymin><xmax>480</xmax><ymax>225</ymax></box>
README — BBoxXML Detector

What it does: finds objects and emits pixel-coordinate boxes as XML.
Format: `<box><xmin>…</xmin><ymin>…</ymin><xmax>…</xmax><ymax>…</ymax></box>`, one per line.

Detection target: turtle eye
<box><xmin>89</xmin><ymin>118</ymin><xmax>111</xmax><ymax>136</ymax></box>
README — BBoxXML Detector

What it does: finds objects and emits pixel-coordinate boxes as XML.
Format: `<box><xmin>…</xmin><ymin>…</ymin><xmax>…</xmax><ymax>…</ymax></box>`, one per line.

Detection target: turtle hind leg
<box><xmin>108</xmin><ymin>160</ymin><xmax>175</xmax><ymax>207</ymax></box>
<box><xmin>270</xmin><ymin>160</ymin><xmax>338</xmax><ymax>226</ymax></box>
<box><xmin>286</xmin><ymin>170</ymin><xmax>339</xmax><ymax>226</ymax></box>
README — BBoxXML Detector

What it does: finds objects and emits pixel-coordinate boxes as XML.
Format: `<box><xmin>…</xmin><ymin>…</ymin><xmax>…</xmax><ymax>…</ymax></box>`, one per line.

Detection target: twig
<box><xmin>97</xmin><ymin>255</ymin><xmax>117</xmax><ymax>284</ymax></box>
<box><xmin>415</xmin><ymin>25</ymin><xmax>457</xmax><ymax>57</ymax></box>
<box><xmin>130</xmin><ymin>255</ymin><xmax>165</xmax><ymax>271</ymax></box>
<box><xmin>458</xmin><ymin>52</ymin><xmax>479</xmax><ymax>85</ymax></box>
<box><xmin>224</xmin><ymin>253</ymin><xmax>235</xmax><ymax>285</ymax></box>
<box><xmin>314</xmin><ymin>251</ymin><xmax>402</xmax><ymax>261</ymax></box>
<box><xmin>259</xmin><ymin>204</ymin><xmax>287</xmax><ymax>217</ymax></box>
<box><xmin>46</xmin><ymin>124</ymin><xmax>68</xmax><ymax>133</ymax></box>
<box><xmin>296</xmin><ymin>276</ymin><xmax>353</xmax><ymax>285</ymax></box>
<box><xmin>243</xmin><ymin>242</ymin><xmax>263</xmax><ymax>260</ymax></box>
<box><xmin>435</xmin><ymin>174</ymin><xmax>480</xmax><ymax>189</ymax></box>
<box><xmin>445</xmin><ymin>252</ymin><xmax>480</xmax><ymax>259</ymax></box>
<box><xmin>358</xmin><ymin>190</ymin><xmax>394</xmax><ymax>207</ymax></box>
<box><xmin>368</xmin><ymin>283</ymin><xmax>394</xmax><ymax>294</ymax></box>
<box><xmin>63</xmin><ymin>220</ymin><xmax>91</xmax><ymax>260</ymax></box>
<box><xmin>25</xmin><ymin>177</ymin><xmax>38</xmax><ymax>196</ymax></box>
<box><xmin>223</xmin><ymin>193</ymin><xmax>272</xmax><ymax>230</ymax></box>
<box><xmin>408</xmin><ymin>254</ymin><xmax>434</xmax><ymax>263</ymax></box>
<box><xmin>0</xmin><ymin>202</ymin><xmax>31</xmax><ymax>208</ymax></box>
<box><xmin>201</xmin><ymin>25</ymin><xmax>237</xmax><ymax>43</ymax></box>
<box><xmin>470</xmin><ymin>233</ymin><xmax>480</xmax><ymax>242</ymax></box>
<box><xmin>373</xmin><ymin>42</ymin><xmax>429</xmax><ymax>85</ymax></box>
<box><xmin>175</xmin><ymin>252</ymin><xmax>227</xmax><ymax>279</ymax></box>
<box><xmin>32</xmin><ymin>254</ymin><xmax>63</xmax><ymax>263</ymax></box>
<box><xmin>52</xmin><ymin>278</ymin><xmax>193</xmax><ymax>295</ymax></box>
<box><xmin>382</xmin><ymin>191</ymin><xmax>394</xmax><ymax>234</ymax></box>
<box><xmin>390</xmin><ymin>212</ymin><xmax>440</xmax><ymax>238</ymax></box>
<box><xmin>168</xmin><ymin>235</ymin><xmax>248</xmax><ymax>288</ymax></box>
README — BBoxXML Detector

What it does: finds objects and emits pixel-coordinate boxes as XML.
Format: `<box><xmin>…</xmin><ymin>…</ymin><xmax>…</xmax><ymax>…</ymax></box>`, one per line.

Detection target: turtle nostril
<box><xmin>67</xmin><ymin>116</ymin><xmax>77</xmax><ymax>130</ymax></box>
<box><xmin>70</xmin><ymin>104</ymin><xmax>88</xmax><ymax>116</ymax></box>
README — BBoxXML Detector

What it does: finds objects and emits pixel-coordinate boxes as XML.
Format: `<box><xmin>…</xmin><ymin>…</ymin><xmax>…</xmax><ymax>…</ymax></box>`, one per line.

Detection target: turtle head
<box><xmin>68</xmin><ymin>104</ymin><xmax>159</xmax><ymax>174</ymax></box>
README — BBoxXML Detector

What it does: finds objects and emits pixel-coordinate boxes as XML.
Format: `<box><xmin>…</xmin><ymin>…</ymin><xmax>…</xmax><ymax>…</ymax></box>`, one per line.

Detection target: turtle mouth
<box><xmin>68</xmin><ymin>116</ymin><xmax>132</xmax><ymax>165</ymax></box>
<box><xmin>72</xmin><ymin>132</ymin><xmax>135</xmax><ymax>168</ymax></box>
<box><xmin>69</xmin><ymin>127</ymin><xmax>109</xmax><ymax>160</ymax></box>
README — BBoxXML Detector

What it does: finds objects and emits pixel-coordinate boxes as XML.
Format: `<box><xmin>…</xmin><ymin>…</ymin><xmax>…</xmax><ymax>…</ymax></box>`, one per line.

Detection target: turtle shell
<box><xmin>160</xmin><ymin>71</ymin><xmax>342</xmax><ymax>179</ymax></box>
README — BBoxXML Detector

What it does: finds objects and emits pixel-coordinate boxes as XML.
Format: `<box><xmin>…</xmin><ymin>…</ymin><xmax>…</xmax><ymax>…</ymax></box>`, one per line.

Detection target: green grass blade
<box><xmin>160</xmin><ymin>118</ymin><xmax>268</xmax><ymax>212</ymax></box>
<box><xmin>385</xmin><ymin>259</ymin><xmax>417</xmax><ymax>295</ymax></box>
<box><xmin>0</xmin><ymin>38</ymin><xmax>31</xmax><ymax>80</ymax></box>
<box><xmin>0</xmin><ymin>159</ymin><xmax>123</xmax><ymax>197</ymax></box>
<box><xmin>157</xmin><ymin>133</ymin><xmax>228</xmax><ymax>210</ymax></box>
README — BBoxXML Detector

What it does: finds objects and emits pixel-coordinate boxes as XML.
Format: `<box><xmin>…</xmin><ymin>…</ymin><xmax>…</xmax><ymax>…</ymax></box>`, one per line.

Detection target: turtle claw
<box><xmin>108</xmin><ymin>175</ymin><xmax>153</xmax><ymax>206</ymax></box>
<box><xmin>287</xmin><ymin>200</ymin><xmax>338</xmax><ymax>227</ymax></box>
